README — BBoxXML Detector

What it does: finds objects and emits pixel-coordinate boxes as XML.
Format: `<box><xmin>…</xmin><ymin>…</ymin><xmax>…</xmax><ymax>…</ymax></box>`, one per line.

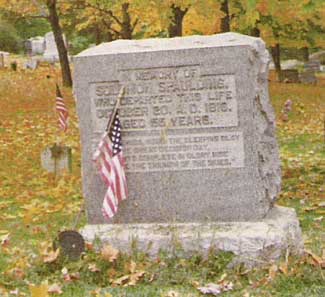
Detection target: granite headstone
<box><xmin>74</xmin><ymin>33</ymin><xmax>282</xmax><ymax>224</ymax></box>
<box><xmin>75</xmin><ymin>33</ymin><xmax>303</xmax><ymax>265</ymax></box>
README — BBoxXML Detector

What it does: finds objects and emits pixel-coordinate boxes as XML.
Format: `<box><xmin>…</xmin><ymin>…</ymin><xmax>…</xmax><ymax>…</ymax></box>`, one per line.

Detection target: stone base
<box><xmin>80</xmin><ymin>206</ymin><xmax>303</xmax><ymax>267</ymax></box>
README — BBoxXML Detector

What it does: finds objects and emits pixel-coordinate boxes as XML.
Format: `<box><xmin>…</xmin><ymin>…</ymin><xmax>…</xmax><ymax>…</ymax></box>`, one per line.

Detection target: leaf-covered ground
<box><xmin>0</xmin><ymin>62</ymin><xmax>324</xmax><ymax>296</ymax></box>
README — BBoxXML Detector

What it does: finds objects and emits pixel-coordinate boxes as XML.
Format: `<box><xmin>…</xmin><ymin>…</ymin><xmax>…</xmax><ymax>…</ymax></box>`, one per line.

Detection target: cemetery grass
<box><xmin>0</xmin><ymin>65</ymin><xmax>324</xmax><ymax>297</ymax></box>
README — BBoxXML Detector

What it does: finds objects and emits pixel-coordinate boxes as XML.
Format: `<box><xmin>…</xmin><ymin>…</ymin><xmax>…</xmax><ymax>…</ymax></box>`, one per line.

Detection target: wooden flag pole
<box><xmin>106</xmin><ymin>86</ymin><xmax>125</xmax><ymax>132</ymax></box>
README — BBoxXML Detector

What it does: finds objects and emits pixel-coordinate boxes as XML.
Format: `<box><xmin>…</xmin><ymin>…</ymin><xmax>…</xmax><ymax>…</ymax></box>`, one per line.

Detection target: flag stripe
<box><xmin>93</xmin><ymin>107</ymin><xmax>128</xmax><ymax>220</ymax></box>
<box><xmin>55</xmin><ymin>85</ymin><xmax>68</xmax><ymax>132</ymax></box>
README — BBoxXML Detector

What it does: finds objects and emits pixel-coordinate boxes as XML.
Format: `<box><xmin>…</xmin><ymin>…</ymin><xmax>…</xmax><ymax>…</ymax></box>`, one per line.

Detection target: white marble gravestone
<box><xmin>43</xmin><ymin>32</ymin><xmax>66</xmax><ymax>62</ymax></box>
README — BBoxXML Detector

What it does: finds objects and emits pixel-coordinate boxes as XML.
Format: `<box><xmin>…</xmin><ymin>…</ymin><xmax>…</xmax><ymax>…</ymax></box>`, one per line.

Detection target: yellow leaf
<box><xmin>29</xmin><ymin>284</ymin><xmax>49</xmax><ymax>297</ymax></box>
<box><xmin>101</xmin><ymin>244</ymin><xmax>119</xmax><ymax>262</ymax></box>
<box><xmin>268</xmin><ymin>264</ymin><xmax>278</xmax><ymax>280</ymax></box>
<box><xmin>88</xmin><ymin>263</ymin><xmax>101</xmax><ymax>272</ymax></box>
<box><xmin>279</xmin><ymin>262</ymin><xmax>288</xmax><ymax>275</ymax></box>
<box><xmin>112</xmin><ymin>275</ymin><xmax>129</xmax><ymax>286</ymax></box>
<box><xmin>128</xmin><ymin>271</ymin><xmax>145</xmax><ymax>286</ymax></box>
<box><xmin>43</xmin><ymin>249</ymin><xmax>60</xmax><ymax>263</ymax></box>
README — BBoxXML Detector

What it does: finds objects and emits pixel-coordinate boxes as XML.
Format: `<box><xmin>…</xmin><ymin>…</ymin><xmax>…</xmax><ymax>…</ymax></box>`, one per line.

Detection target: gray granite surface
<box><xmin>74</xmin><ymin>33</ymin><xmax>281</xmax><ymax>224</ymax></box>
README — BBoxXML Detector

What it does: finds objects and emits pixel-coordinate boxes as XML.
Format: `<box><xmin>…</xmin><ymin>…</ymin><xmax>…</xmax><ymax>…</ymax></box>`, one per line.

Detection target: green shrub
<box><xmin>0</xmin><ymin>20</ymin><xmax>22</xmax><ymax>53</ymax></box>
<box><xmin>69</xmin><ymin>34</ymin><xmax>92</xmax><ymax>55</ymax></box>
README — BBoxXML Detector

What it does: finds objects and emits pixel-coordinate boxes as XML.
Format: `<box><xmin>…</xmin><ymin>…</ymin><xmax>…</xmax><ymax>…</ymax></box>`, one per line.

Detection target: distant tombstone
<box><xmin>41</xmin><ymin>144</ymin><xmax>72</xmax><ymax>175</ymax></box>
<box><xmin>281</xmin><ymin>59</ymin><xmax>304</xmax><ymax>70</ymax></box>
<box><xmin>304</xmin><ymin>60</ymin><xmax>320</xmax><ymax>72</ymax></box>
<box><xmin>279</xmin><ymin>69</ymin><xmax>300</xmax><ymax>83</ymax></box>
<box><xmin>0</xmin><ymin>51</ymin><xmax>9</xmax><ymax>67</ymax></box>
<box><xmin>320</xmin><ymin>65</ymin><xmax>325</xmax><ymax>72</ymax></box>
<box><xmin>24</xmin><ymin>59</ymin><xmax>39</xmax><ymax>70</ymax></box>
<box><xmin>0</xmin><ymin>53</ymin><xmax>4</xmax><ymax>68</ymax></box>
<box><xmin>30</xmin><ymin>36</ymin><xmax>45</xmax><ymax>55</ymax></box>
<box><xmin>75</xmin><ymin>33</ymin><xmax>303</xmax><ymax>266</ymax></box>
<box><xmin>299</xmin><ymin>70</ymin><xmax>317</xmax><ymax>85</ymax></box>
<box><xmin>43</xmin><ymin>32</ymin><xmax>67</xmax><ymax>62</ymax></box>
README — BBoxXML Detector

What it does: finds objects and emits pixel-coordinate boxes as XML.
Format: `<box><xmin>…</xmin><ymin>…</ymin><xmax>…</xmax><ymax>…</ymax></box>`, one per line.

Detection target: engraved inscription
<box><xmin>90</xmin><ymin>65</ymin><xmax>238</xmax><ymax>132</ymax></box>
<box><xmin>90</xmin><ymin>65</ymin><xmax>244</xmax><ymax>172</ymax></box>
<box><xmin>123</xmin><ymin>132</ymin><xmax>244</xmax><ymax>172</ymax></box>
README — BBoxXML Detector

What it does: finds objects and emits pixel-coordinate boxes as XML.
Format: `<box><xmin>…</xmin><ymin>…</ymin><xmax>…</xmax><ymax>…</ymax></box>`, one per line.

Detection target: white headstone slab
<box><xmin>30</xmin><ymin>36</ymin><xmax>45</xmax><ymax>55</ymax></box>
<box><xmin>43</xmin><ymin>32</ymin><xmax>66</xmax><ymax>62</ymax></box>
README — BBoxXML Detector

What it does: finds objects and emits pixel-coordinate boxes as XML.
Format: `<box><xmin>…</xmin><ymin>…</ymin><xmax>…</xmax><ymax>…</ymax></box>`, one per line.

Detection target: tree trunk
<box><xmin>168</xmin><ymin>4</ymin><xmax>188</xmax><ymax>37</ymax></box>
<box><xmin>220</xmin><ymin>0</ymin><xmax>230</xmax><ymax>32</ymax></box>
<box><xmin>301</xmin><ymin>47</ymin><xmax>309</xmax><ymax>62</ymax></box>
<box><xmin>120</xmin><ymin>3</ymin><xmax>132</xmax><ymax>39</ymax></box>
<box><xmin>95</xmin><ymin>26</ymin><xmax>102</xmax><ymax>44</ymax></box>
<box><xmin>250</xmin><ymin>27</ymin><xmax>260</xmax><ymax>37</ymax></box>
<box><xmin>271</xmin><ymin>43</ymin><xmax>281</xmax><ymax>80</ymax></box>
<box><xmin>46</xmin><ymin>0</ymin><xmax>72</xmax><ymax>87</ymax></box>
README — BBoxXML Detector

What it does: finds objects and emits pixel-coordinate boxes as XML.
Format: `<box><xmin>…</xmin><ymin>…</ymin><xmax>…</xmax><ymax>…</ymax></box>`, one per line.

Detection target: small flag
<box><xmin>56</xmin><ymin>84</ymin><xmax>68</xmax><ymax>132</ymax></box>
<box><xmin>93</xmin><ymin>88</ymin><xmax>128</xmax><ymax>220</ymax></box>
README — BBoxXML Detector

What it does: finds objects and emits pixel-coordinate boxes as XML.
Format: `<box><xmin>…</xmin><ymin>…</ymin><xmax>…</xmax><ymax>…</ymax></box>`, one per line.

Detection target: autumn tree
<box><xmin>0</xmin><ymin>0</ymin><xmax>72</xmax><ymax>87</ymax></box>
<box><xmin>231</xmin><ymin>0</ymin><xmax>325</xmax><ymax>79</ymax></box>
<box><xmin>46</xmin><ymin>0</ymin><xmax>72</xmax><ymax>87</ymax></box>
<box><xmin>220</xmin><ymin>0</ymin><xmax>230</xmax><ymax>32</ymax></box>
<box><xmin>64</xmin><ymin>0</ymin><xmax>140</xmax><ymax>42</ymax></box>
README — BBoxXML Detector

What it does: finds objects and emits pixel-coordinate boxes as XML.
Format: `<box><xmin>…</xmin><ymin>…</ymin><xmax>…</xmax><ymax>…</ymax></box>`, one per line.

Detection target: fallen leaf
<box><xmin>128</xmin><ymin>260</ymin><xmax>137</xmax><ymax>273</ymax></box>
<box><xmin>43</xmin><ymin>249</ymin><xmax>60</xmax><ymax>263</ymax></box>
<box><xmin>112</xmin><ymin>275</ymin><xmax>129</xmax><ymax>286</ymax></box>
<box><xmin>88</xmin><ymin>263</ymin><xmax>101</xmax><ymax>272</ymax></box>
<box><xmin>198</xmin><ymin>283</ymin><xmax>222</xmax><ymax>296</ymax></box>
<box><xmin>101</xmin><ymin>244</ymin><xmax>119</xmax><ymax>262</ymax></box>
<box><xmin>165</xmin><ymin>290</ymin><xmax>180</xmax><ymax>297</ymax></box>
<box><xmin>268</xmin><ymin>264</ymin><xmax>278</xmax><ymax>279</ymax></box>
<box><xmin>48</xmin><ymin>284</ymin><xmax>62</xmax><ymax>294</ymax></box>
<box><xmin>0</xmin><ymin>233</ymin><xmax>10</xmax><ymax>247</ymax></box>
<box><xmin>305</xmin><ymin>249</ymin><xmax>325</xmax><ymax>268</ymax></box>
<box><xmin>128</xmin><ymin>271</ymin><xmax>145</xmax><ymax>286</ymax></box>
<box><xmin>29</xmin><ymin>284</ymin><xmax>49</xmax><ymax>297</ymax></box>
<box><xmin>9</xmin><ymin>289</ymin><xmax>19</xmax><ymax>295</ymax></box>
<box><xmin>279</xmin><ymin>262</ymin><xmax>288</xmax><ymax>275</ymax></box>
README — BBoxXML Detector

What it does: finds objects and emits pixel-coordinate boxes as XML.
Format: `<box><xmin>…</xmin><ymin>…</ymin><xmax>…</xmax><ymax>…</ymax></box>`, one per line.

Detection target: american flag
<box><xmin>93</xmin><ymin>90</ymin><xmax>128</xmax><ymax>219</ymax></box>
<box><xmin>56</xmin><ymin>84</ymin><xmax>68</xmax><ymax>132</ymax></box>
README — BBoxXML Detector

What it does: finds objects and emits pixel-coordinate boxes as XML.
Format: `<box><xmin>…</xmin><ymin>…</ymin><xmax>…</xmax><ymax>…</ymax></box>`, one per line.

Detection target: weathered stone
<box><xmin>26</xmin><ymin>36</ymin><xmax>45</xmax><ymax>56</ymax></box>
<box><xmin>279</xmin><ymin>69</ymin><xmax>300</xmax><ymax>83</ymax></box>
<box><xmin>281</xmin><ymin>59</ymin><xmax>304</xmax><ymax>70</ymax></box>
<box><xmin>43</xmin><ymin>32</ymin><xmax>67</xmax><ymax>62</ymax></box>
<box><xmin>41</xmin><ymin>144</ymin><xmax>72</xmax><ymax>175</ymax></box>
<box><xmin>0</xmin><ymin>51</ymin><xmax>9</xmax><ymax>68</ymax></box>
<box><xmin>24</xmin><ymin>59</ymin><xmax>39</xmax><ymax>70</ymax></box>
<box><xmin>0</xmin><ymin>53</ymin><xmax>4</xmax><ymax>68</ymax></box>
<box><xmin>304</xmin><ymin>60</ymin><xmax>321</xmax><ymax>72</ymax></box>
<box><xmin>299</xmin><ymin>70</ymin><xmax>317</xmax><ymax>85</ymax></box>
<box><xmin>81</xmin><ymin>206</ymin><xmax>303</xmax><ymax>267</ymax></box>
<box><xmin>74</xmin><ymin>33</ymin><xmax>281</xmax><ymax>224</ymax></box>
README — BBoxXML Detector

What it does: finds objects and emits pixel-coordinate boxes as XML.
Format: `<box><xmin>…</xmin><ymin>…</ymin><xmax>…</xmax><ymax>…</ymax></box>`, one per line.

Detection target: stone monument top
<box><xmin>78</xmin><ymin>32</ymin><xmax>267</xmax><ymax>56</ymax></box>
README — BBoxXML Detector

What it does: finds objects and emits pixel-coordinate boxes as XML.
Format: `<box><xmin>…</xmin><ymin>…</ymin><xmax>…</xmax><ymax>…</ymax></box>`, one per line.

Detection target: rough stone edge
<box><xmin>252</xmin><ymin>38</ymin><xmax>282</xmax><ymax>205</ymax></box>
<box><xmin>80</xmin><ymin>206</ymin><xmax>303</xmax><ymax>268</ymax></box>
